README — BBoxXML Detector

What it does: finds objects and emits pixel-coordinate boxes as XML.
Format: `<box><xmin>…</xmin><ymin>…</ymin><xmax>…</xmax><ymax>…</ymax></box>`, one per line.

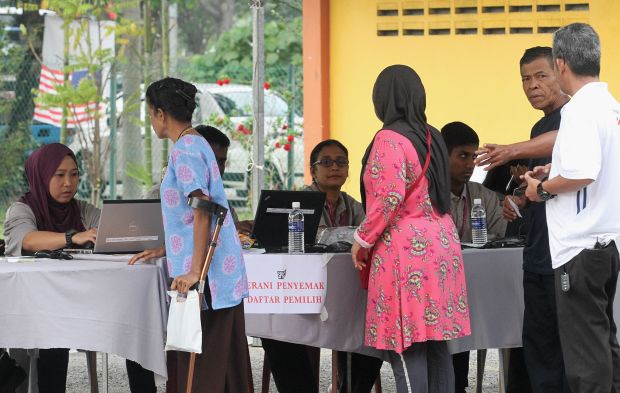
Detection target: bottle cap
<box><xmin>473</xmin><ymin>198</ymin><xmax>482</xmax><ymax>205</ymax></box>
<box><xmin>292</xmin><ymin>202</ymin><xmax>300</xmax><ymax>209</ymax></box>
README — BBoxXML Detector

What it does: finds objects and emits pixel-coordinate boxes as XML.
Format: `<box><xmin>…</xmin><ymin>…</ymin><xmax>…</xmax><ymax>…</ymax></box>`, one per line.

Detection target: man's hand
<box><xmin>524</xmin><ymin>172</ymin><xmax>543</xmax><ymax>202</ymax></box>
<box><xmin>475</xmin><ymin>144</ymin><xmax>515</xmax><ymax>171</ymax></box>
<box><xmin>525</xmin><ymin>164</ymin><xmax>552</xmax><ymax>181</ymax></box>
<box><xmin>503</xmin><ymin>196</ymin><xmax>526</xmax><ymax>221</ymax></box>
<box><xmin>128</xmin><ymin>246</ymin><xmax>166</xmax><ymax>265</ymax></box>
<box><xmin>510</xmin><ymin>165</ymin><xmax>529</xmax><ymax>186</ymax></box>
<box><xmin>236</xmin><ymin>220</ymin><xmax>254</xmax><ymax>235</ymax></box>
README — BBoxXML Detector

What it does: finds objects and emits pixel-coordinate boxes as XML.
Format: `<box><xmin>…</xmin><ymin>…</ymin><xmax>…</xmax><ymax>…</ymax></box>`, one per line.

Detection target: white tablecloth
<box><xmin>243</xmin><ymin>248</ymin><xmax>585</xmax><ymax>356</ymax></box>
<box><xmin>0</xmin><ymin>258</ymin><xmax>168</xmax><ymax>379</ymax></box>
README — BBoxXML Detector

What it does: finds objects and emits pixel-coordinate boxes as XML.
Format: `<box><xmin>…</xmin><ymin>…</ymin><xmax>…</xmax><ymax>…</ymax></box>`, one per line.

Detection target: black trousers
<box><xmin>336</xmin><ymin>351</ymin><xmax>383</xmax><ymax>393</ymax></box>
<box><xmin>506</xmin><ymin>348</ymin><xmax>532</xmax><ymax>393</ymax></box>
<box><xmin>37</xmin><ymin>349</ymin><xmax>69</xmax><ymax>393</ymax></box>
<box><xmin>261</xmin><ymin>339</ymin><xmax>318</xmax><ymax>393</ymax></box>
<box><xmin>555</xmin><ymin>242</ymin><xmax>620</xmax><ymax>393</ymax></box>
<box><xmin>522</xmin><ymin>271</ymin><xmax>569</xmax><ymax>393</ymax></box>
<box><xmin>37</xmin><ymin>348</ymin><xmax>156</xmax><ymax>393</ymax></box>
<box><xmin>452</xmin><ymin>351</ymin><xmax>469</xmax><ymax>393</ymax></box>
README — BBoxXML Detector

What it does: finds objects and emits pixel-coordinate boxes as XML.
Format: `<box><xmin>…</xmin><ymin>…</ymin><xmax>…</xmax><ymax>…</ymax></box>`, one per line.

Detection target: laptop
<box><xmin>68</xmin><ymin>199</ymin><xmax>165</xmax><ymax>254</ymax></box>
<box><xmin>252</xmin><ymin>190</ymin><xmax>326</xmax><ymax>252</ymax></box>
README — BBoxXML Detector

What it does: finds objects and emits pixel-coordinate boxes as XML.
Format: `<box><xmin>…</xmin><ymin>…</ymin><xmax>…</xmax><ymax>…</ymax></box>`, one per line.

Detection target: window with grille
<box><xmin>375</xmin><ymin>0</ymin><xmax>590</xmax><ymax>36</ymax></box>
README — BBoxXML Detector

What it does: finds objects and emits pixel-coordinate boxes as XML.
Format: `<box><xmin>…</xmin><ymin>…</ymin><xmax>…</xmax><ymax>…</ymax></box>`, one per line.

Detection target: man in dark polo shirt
<box><xmin>477</xmin><ymin>46</ymin><xmax>570</xmax><ymax>392</ymax></box>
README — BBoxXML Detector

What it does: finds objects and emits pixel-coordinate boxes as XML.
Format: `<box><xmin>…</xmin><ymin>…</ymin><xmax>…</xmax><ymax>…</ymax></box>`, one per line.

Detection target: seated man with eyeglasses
<box><xmin>261</xmin><ymin>139</ymin><xmax>383</xmax><ymax>393</ymax></box>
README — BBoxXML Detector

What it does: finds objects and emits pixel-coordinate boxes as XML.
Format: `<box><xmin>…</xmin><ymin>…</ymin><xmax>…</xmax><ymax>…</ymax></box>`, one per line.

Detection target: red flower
<box><xmin>216</xmin><ymin>79</ymin><xmax>224</xmax><ymax>86</ymax></box>
<box><xmin>243</xmin><ymin>128</ymin><xmax>251</xmax><ymax>135</ymax></box>
<box><xmin>237</xmin><ymin>124</ymin><xmax>245</xmax><ymax>131</ymax></box>
<box><xmin>283</xmin><ymin>143</ymin><xmax>291</xmax><ymax>151</ymax></box>
<box><xmin>275</xmin><ymin>142</ymin><xmax>281</xmax><ymax>148</ymax></box>
<box><xmin>281</xmin><ymin>124</ymin><xmax>288</xmax><ymax>130</ymax></box>
<box><xmin>223</xmin><ymin>78</ymin><xmax>231</xmax><ymax>84</ymax></box>
<box><xmin>287</xmin><ymin>134</ymin><xmax>294</xmax><ymax>142</ymax></box>
<box><xmin>263</xmin><ymin>81</ymin><xmax>271</xmax><ymax>90</ymax></box>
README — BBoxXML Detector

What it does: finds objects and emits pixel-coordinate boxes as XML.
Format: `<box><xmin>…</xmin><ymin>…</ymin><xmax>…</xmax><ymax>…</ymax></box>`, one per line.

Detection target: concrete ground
<box><xmin>64</xmin><ymin>346</ymin><xmax>501</xmax><ymax>393</ymax></box>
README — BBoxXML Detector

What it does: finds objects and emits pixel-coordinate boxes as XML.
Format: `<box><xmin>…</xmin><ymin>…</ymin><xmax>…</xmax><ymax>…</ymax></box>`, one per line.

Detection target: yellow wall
<box><xmin>329</xmin><ymin>0</ymin><xmax>620</xmax><ymax>198</ymax></box>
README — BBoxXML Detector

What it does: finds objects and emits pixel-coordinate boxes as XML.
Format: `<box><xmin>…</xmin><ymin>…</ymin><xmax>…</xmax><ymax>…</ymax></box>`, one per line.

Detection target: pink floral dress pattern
<box><xmin>356</xmin><ymin>130</ymin><xmax>470</xmax><ymax>353</ymax></box>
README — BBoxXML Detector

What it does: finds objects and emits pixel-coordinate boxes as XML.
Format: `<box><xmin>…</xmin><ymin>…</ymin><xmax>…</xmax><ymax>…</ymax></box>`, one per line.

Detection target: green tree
<box><xmin>180</xmin><ymin>16</ymin><xmax>302</xmax><ymax>85</ymax></box>
<box><xmin>0</xmin><ymin>19</ymin><xmax>38</xmax><ymax>233</ymax></box>
<box><xmin>31</xmin><ymin>0</ymin><xmax>139</xmax><ymax>205</ymax></box>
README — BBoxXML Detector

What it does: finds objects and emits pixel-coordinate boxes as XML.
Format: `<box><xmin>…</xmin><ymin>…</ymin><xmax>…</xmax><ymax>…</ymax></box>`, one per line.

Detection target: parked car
<box><xmin>193</xmin><ymin>83</ymin><xmax>304</xmax><ymax>209</ymax></box>
<box><xmin>36</xmin><ymin>82</ymin><xmax>304</xmax><ymax>206</ymax></box>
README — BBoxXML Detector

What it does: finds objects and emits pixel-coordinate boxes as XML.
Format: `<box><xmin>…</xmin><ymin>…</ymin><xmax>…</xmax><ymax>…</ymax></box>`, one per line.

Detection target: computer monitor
<box><xmin>94</xmin><ymin>199</ymin><xmax>165</xmax><ymax>253</ymax></box>
<box><xmin>252</xmin><ymin>190</ymin><xmax>326</xmax><ymax>251</ymax></box>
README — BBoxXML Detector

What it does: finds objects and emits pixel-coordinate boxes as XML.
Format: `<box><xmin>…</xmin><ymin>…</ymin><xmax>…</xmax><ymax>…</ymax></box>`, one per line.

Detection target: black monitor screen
<box><xmin>252</xmin><ymin>190</ymin><xmax>326</xmax><ymax>250</ymax></box>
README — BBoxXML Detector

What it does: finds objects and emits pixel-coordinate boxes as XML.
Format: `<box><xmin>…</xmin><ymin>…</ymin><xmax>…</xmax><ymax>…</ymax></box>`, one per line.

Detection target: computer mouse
<box><xmin>34</xmin><ymin>250</ymin><xmax>73</xmax><ymax>260</ymax></box>
<box><xmin>34</xmin><ymin>250</ymin><xmax>53</xmax><ymax>258</ymax></box>
<box><xmin>326</xmin><ymin>241</ymin><xmax>352</xmax><ymax>253</ymax></box>
<box><xmin>83</xmin><ymin>241</ymin><xmax>95</xmax><ymax>250</ymax></box>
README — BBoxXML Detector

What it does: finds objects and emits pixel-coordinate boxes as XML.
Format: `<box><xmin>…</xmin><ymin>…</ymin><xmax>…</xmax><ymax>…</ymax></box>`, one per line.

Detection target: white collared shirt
<box><xmin>546</xmin><ymin>82</ymin><xmax>620</xmax><ymax>268</ymax></box>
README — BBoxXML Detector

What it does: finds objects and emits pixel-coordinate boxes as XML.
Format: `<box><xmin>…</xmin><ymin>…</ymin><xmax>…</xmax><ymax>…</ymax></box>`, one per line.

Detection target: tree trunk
<box><xmin>218</xmin><ymin>0</ymin><xmax>235</xmax><ymax>34</ymax></box>
<box><xmin>143</xmin><ymin>0</ymin><xmax>153</xmax><ymax>186</ymax></box>
<box><xmin>178</xmin><ymin>6</ymin><xmax>207</xmax><ymax>54</ymax></box>
<box><xmin>119</xmin><ymin>4</ymin><xmax>144</xmax><ymax>199</ymax></box>
<box><xmin>161</xmin><ymin>0</ymin><xmax>169</xmax><ymax>161</ymax></box>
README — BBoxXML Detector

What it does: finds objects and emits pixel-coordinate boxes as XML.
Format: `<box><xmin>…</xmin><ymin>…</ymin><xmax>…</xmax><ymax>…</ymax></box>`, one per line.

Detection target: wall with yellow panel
<box><xmin>329</xmin><ymin>0</ymin><xmax>620</xmax><ymax>198</ymax></box>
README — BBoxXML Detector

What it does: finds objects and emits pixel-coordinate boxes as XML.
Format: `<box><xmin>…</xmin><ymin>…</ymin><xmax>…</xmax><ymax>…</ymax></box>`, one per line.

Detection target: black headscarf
<box><xmin>360</xmin><ymin>65</ymin><xmax>451</xmax><ymax>215</ymax></box>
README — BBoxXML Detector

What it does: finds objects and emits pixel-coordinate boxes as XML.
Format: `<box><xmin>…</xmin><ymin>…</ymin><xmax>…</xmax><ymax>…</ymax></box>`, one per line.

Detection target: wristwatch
<box><xmin>65</xmin><ymin>229</ymin><xmax>78</xmax><ymax>248</ymax></box>
<box><xmin>536</xmin><ymin>181</ymin><xmax>556</xmax><ymax>201</ymax></box>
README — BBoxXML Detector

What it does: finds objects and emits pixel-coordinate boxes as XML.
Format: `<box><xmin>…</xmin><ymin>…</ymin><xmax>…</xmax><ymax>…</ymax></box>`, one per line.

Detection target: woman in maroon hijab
<box><xmin>3</xmin><ymin>143</ymin><xmax>155</xmax><ymax>393</ymax></box>
<box><xmin>4</xmin><ymin>143</ymin><xmax>98</xmax><ymax>255</ymax></box>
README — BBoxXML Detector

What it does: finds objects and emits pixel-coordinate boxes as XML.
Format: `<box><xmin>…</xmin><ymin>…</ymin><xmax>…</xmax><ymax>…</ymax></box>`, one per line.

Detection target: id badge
<box><xmin>560</xmin><ymin>271</ymin><xmax>570</xmax><ymax>292</ymax></box>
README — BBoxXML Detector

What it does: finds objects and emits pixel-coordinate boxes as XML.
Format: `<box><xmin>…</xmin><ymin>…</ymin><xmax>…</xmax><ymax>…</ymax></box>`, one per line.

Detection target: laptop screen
<box><xmin>252</xmin><ymin>190</ymin><xmax>326</xmax><ymax>250</ymax></box>
<box><xmin>95</xmin><ymin>199</ymin><xmax>164</xmax><ymax>254</ymax></box>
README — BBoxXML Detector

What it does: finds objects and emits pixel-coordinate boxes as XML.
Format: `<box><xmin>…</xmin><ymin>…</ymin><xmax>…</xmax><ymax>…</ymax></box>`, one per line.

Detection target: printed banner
<box><xmin>243</xmin><ymin>254</ymin><xmax>327</xmax><ymax>314</ymax></box>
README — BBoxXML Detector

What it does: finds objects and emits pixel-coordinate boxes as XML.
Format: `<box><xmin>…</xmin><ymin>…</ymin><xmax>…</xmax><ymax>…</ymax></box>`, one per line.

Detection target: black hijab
<box><xmin>360</xmin><ymin>65</ymin><xmax>451</xmax><ymax>215</ymax></box>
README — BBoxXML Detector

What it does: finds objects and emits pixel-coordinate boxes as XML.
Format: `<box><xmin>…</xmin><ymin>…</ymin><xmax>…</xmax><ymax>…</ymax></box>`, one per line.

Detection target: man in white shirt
<box><xmin>523</xmin><ymin>23</ymin><xmax>620</xmax><ymax>393</ymax></box>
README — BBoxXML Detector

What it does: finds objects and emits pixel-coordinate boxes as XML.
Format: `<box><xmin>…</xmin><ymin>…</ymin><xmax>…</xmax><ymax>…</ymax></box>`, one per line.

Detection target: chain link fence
<box><xmin>188</xmin><ymin>64</ymin><xmax>304</xmax><ymax>219</ymax></box>
<box><xmin>0</xmin><ymin>31</ymin><xmax>303</xmax><ymax>234</ymax></box>
<box><xmin>0</xmin><ymin>44</ymin><xmax>41</xmax><ymax>236</ymax></box>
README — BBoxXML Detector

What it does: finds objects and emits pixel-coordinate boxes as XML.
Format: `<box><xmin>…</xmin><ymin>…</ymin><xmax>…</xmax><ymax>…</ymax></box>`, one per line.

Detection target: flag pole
<box><xmin>60</xmin><ymin>19</ymin><xmax>70</xmax><ymax>144</ymax></box>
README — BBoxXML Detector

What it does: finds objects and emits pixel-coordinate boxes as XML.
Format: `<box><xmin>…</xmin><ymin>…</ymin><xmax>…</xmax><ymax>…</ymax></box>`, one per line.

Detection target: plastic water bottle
<box><xmin>288</xmin><ymin>201</ymin><xmax>305</xmax><ymax>253</ymax></box>
<box><xmin>471</xmin><ymin>198</ymin><xmax>488</xmax><ymax>245</ymax></box>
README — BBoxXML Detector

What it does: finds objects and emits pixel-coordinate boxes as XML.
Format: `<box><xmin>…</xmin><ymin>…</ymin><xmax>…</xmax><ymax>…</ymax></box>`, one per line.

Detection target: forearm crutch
<box><xmin>185</xmin><ymin>197</ymin><xmax>228</xmax><ymax>393</ymax></box>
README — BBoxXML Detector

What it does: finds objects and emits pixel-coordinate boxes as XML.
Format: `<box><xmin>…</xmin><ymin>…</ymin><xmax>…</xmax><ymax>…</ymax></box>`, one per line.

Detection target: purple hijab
<box><xmin>18</xmin><ymin>143</ymin><xmax>85</xmax><ymax>233</ymax></box>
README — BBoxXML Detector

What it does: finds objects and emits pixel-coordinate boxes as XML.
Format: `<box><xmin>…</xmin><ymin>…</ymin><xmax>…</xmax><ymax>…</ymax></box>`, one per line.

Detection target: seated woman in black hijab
<box><xmin>3</xmin><ymin>143</ymin><xmax>155</xmax><ymax>393</ymax></box>
<box><xmin>262</xmin><ymin>139</ymin><xmax>383</xmax><ymax>393</ymax></box>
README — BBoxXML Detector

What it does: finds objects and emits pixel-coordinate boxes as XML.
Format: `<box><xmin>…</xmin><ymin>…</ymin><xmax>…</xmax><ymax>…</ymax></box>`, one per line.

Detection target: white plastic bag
<box><xmin>165</xmin><ymin>290</ymin><xmax>203</xmax><ymax>353</ymax></box>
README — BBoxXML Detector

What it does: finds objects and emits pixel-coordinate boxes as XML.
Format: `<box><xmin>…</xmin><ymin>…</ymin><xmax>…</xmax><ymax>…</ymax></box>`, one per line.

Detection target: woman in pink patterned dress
<box><xmin>351</xmin><ymin>65</ymin><xmax>471</xmax><ymax>393</ymax></box>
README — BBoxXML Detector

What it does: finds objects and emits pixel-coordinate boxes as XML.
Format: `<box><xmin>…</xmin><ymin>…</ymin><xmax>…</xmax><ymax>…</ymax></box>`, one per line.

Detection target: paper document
<box><xmin>507</xmin><ymin>197</ymin><xmax>523</xmax><ymax>218</ymax></box>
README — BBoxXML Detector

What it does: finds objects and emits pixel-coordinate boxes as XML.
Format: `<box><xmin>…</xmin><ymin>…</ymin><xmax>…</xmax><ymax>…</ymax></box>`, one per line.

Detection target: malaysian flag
<box><xmin>34</xmin><ymin>65</ymin><xmax>102</xmax><ymax>128</ymax></box>
<box><xmin>33</xmin><ymin>14</ymin><xmax>114</xmax><ymax>129</ymax></box>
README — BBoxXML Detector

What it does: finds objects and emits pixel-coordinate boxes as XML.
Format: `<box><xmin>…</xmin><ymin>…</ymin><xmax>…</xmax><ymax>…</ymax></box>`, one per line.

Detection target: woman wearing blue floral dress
<box><xmin>137</xmin><ymin>77</ymin><xmax>250</xmax><ymax>393</ymax></box>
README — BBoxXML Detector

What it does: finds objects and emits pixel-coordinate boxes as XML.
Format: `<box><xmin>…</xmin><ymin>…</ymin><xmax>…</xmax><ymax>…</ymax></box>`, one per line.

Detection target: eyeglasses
<box><xmin>312</xmin><ymin>158</ymin><xmax>349</xmax><ymax>168</ymax></box>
